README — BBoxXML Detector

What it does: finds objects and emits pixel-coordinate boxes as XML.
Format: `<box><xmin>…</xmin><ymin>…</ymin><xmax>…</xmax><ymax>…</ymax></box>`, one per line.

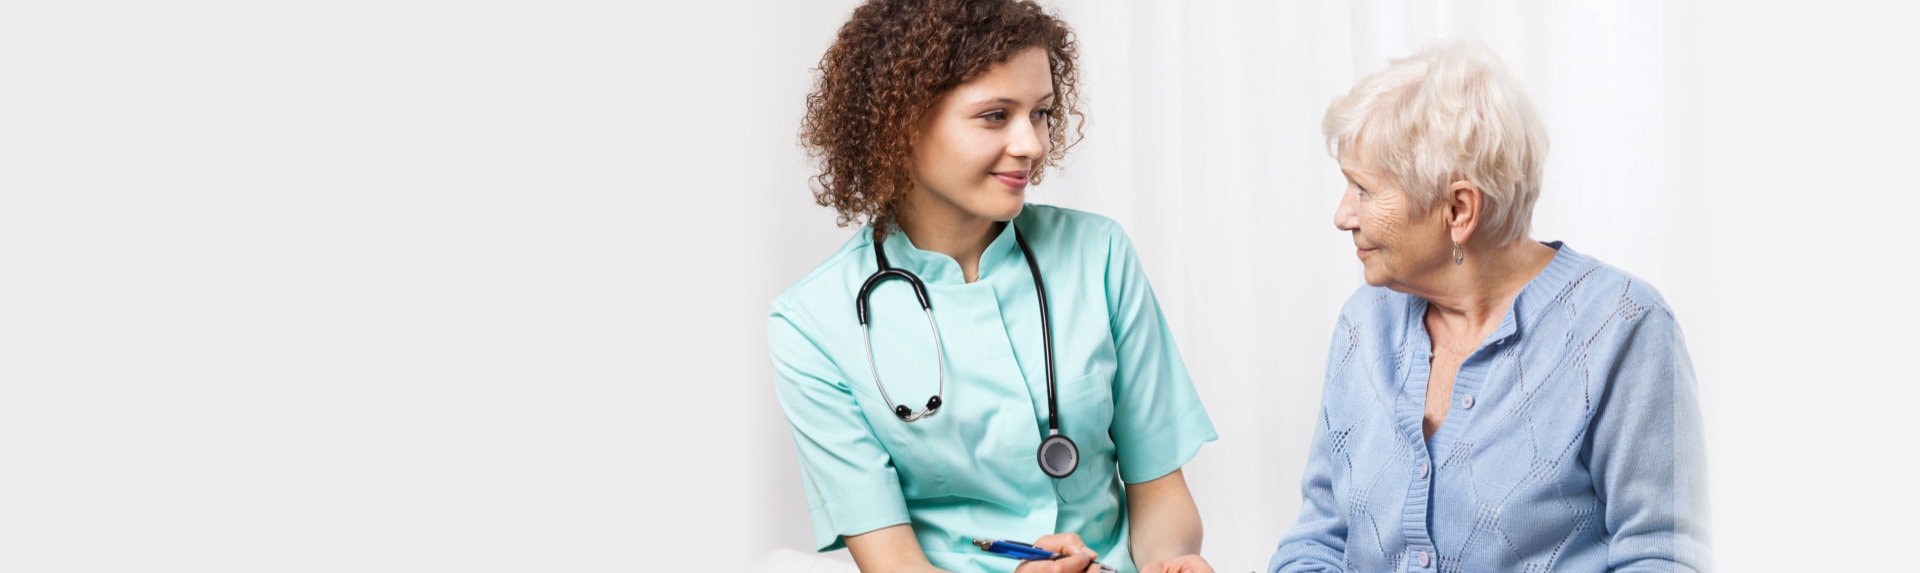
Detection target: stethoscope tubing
<box><xmin>855</xmin><ymin>223</ymin><xmax>1076</xmax><ymax>478</ymax></box>
<box><xmin>1013</xmin><ymin>228</ymin><xmax>1059</xmax><ymax>434</ymax></box>
<box><xmin>859</xmin><ymin>307</ymin><xmax>946</xmax><ymax>423</ymax></box>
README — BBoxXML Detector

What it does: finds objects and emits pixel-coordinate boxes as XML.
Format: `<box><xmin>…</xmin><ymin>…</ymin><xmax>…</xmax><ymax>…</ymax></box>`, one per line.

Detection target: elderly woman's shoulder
<box><xmin>1560</xmin><ymin>252</ymin><xmax>1682</xmax><ymax>327</ymax></box>
<box><xmin>1551</xmin><ymin>251</ymin><xmax>1689</xmax><ymax>342</ymax></box>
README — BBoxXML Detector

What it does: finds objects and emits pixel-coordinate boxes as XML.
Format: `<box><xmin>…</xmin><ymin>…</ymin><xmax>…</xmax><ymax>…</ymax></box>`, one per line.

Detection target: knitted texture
<box><xmin>1270</xmin><ymin>243</ymin><xmax>1711</xmax><ymax>572</ymax></box>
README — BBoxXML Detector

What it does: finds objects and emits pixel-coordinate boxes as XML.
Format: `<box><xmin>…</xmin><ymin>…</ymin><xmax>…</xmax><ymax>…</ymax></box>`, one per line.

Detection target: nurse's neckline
<box><xmin>880</xmin><ymin>219</ymin><xmax>1021</xmax><ymax>285</ymax></box>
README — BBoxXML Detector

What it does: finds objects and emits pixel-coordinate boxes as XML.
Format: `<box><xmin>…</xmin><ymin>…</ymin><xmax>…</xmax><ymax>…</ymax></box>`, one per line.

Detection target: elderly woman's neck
<box><xmin>894</xmin><ymin>211</ymin><xmax>1002</xmax><ymax>283</ymax></box>
<box><xmin>1419</xmin><ymin>240</ymin><xmax>1559</xmax><ymax>332</ymax></box>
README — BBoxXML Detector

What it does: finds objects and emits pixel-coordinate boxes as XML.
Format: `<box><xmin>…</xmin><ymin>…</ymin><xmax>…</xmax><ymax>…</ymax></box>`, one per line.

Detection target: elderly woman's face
<box><xmin>1333</xmin><ymin>148</ymin><xmax>1453</xmax><ymax>290</ymax></box>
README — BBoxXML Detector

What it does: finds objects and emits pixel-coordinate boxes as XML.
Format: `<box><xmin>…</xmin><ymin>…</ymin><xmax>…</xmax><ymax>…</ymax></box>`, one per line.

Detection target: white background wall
<box><xmin>2</xmin><ymin>1</ymin><xmax>1915</xmax><ymax>571</ymax></box>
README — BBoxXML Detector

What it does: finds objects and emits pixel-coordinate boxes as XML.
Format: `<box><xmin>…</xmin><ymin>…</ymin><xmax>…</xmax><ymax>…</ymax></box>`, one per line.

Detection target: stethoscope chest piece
<box><xmin>1037</xmin><ymin>432</ymin><xmax>1078</xmax><ymax>478</ymax></box>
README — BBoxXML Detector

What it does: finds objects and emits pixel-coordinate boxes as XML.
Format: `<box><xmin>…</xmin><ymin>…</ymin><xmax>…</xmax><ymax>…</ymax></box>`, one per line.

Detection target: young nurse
<box><xmin>767</xmin><ymin>1</ymin><xmax>1217</xmax><ymax>572</ymax></box>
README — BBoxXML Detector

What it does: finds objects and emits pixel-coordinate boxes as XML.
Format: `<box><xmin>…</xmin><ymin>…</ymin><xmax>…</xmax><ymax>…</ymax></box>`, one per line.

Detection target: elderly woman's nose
<box><xmin>1334</xmin><ymin>190</ymin><xmax>1360</xmax><ymax>231</ymax></box>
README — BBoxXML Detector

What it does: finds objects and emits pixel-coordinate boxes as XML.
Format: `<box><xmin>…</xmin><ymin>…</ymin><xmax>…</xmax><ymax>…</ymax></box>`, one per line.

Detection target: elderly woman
<box><xmin>1268</xmin><ymin>45</ymin><xmax>1710</xmax><ymax>572</ymax></box>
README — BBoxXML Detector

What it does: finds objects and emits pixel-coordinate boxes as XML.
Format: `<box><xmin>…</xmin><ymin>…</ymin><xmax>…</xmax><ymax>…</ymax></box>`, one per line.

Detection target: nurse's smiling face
<box><xmin>1333</xmin><ymin>144</ymin><xmax>1454</xmax><ymax>290</ymax></box>
<box><xmin>904</xmin><ymin>47</ymin><xmax>1055</xmax><ymax>227</ymax></box>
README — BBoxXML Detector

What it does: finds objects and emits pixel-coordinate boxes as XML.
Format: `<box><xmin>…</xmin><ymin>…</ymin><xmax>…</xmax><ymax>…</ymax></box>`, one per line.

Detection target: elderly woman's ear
<box><xmin>1444</xmin><ymin>178</ymin><xmax>1481</xmax><ymax>248</ymax></box>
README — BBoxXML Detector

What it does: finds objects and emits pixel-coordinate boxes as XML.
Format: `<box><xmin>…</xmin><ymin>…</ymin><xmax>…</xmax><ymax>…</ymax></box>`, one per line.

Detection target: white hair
<box><xmin>1323</xmin><ymin>43</ymin><xmax>1549</xmax><ymax>247</ymax></box>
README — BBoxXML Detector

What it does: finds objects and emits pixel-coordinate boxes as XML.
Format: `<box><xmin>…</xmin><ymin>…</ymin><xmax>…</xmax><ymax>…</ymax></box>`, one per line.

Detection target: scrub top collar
<box><xmin>872</xmin><ymin>217</ymin><xmax>1025</xmax><ymax>286</ymax></box>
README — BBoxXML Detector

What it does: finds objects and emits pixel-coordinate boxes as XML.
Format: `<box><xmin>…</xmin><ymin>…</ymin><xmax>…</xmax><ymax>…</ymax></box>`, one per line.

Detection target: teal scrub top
<box><xmin>768</xmin><ymin>204</ymin><xmax>1217</xmax><ymax>573</ymax></box>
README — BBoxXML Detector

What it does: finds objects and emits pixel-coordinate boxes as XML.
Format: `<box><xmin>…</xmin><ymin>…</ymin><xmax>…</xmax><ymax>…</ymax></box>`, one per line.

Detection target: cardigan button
<box><xmin>1417</xmin><ymin>550</ymin><xmax>1431</xmax><ymax>567</ymax></box>
<box><xmin>1461</xmin><ymin>394</ymin><xmax>1475</xmax><ymax>409</ymax></box>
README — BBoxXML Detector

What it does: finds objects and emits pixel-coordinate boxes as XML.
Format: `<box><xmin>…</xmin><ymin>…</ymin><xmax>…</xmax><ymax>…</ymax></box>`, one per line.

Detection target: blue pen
<box><xmin>970</xmin><ymin>538</ymin><xmax>1118</xmax><ymax>572</ymax></box>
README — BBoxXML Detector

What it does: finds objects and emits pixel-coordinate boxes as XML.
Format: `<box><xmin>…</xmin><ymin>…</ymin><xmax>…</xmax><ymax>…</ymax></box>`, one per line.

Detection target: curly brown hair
<box><xmin>800</xmin><ymin>0</ymin><xmax>1083</xmax><ymax>235</ymax></box>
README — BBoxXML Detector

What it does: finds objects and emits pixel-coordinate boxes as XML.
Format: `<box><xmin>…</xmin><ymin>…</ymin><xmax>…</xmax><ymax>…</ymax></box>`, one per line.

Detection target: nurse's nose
<box><xmin>1007</xmin><ymin>113</ymin><xmax>1046</xmax><ymax>159</ymax></box>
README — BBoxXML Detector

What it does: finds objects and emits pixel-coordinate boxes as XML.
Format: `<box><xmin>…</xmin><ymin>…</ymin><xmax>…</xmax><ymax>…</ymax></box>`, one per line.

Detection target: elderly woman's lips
<box><xmin>1356</xmin><ymin>247</ymin><xmax>1375</xmax><ymax>258</ymax></box>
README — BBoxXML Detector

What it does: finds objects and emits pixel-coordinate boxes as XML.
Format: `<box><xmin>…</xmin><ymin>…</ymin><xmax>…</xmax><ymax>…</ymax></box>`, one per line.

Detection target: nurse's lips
<box><xmin>992</xmin><ymin>170</ymin><xmax>1029</xmax><ymax>189</ymax></box>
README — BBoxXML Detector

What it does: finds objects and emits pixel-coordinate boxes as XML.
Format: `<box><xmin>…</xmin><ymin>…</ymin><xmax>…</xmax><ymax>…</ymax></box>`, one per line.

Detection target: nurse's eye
<box><xmin>979</xmin><ymin>110</ymin><xmax>1008</xmax><ymax>123</ymax></box>
<box><xmin>1030</xmin><ymin>108</ymin><xmax>1053</xmax><ymax>122</ymax></box>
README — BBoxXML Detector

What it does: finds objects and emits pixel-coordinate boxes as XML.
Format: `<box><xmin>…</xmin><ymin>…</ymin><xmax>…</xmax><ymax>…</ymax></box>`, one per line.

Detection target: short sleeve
<box><xmin>1101</xmin><ymin>225</ymin><xmax>1218</xmax><ymax>484</ymax></box>
<box><xmin>768</xmin><ymin>302</ymin><xmax>911</xmax><ymax>551</ymax></box>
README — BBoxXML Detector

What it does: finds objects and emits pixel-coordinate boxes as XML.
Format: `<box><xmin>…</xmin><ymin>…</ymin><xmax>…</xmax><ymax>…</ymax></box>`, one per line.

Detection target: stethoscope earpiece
<box><xmin>893</xmin><ymin>395</ymin><xmax>941</xmax><ymax>421</ymax></box>
<box><xmin>860</xmin><ymin>225</ymin><xmax>1073</xmax><ymax>479</ymax></box>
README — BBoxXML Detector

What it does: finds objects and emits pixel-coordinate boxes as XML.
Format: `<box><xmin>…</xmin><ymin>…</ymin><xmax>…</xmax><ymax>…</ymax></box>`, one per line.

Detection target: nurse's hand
<box><xmin>1014</xmin><ymin>533</ymin><xmax>1099</xmax><ymax>573</ymax></box>
<box><xmin>1139</xmin><ymin>554</ymin><xmax>1214</xmax><ymax>573</ymax></box>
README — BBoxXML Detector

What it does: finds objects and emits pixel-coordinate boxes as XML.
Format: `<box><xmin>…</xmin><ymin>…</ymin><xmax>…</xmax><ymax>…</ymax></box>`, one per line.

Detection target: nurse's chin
<box><xmin>976</xmin><ymin>202</ymin><xmax>1026</xmax><ymax>223</ymax></box>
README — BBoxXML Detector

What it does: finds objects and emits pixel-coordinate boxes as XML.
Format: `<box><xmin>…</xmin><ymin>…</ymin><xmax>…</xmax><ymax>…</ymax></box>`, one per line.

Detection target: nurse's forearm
<box><xmin>1124</xmin><ymin>468</ymin><xmax>1204</xmax><ymax>564</ymax></box>
<box><xmin>844</xmin><ymin>524</ymin><xmax>950</xmax><ymax>573</ymax></box>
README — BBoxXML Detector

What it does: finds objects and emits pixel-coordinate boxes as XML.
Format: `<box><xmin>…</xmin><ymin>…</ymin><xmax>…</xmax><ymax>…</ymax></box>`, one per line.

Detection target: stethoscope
<box><xmin>854</xmin><ymin>224</ymin><xmax>1079</xmax><ymax>479</ymax></box>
